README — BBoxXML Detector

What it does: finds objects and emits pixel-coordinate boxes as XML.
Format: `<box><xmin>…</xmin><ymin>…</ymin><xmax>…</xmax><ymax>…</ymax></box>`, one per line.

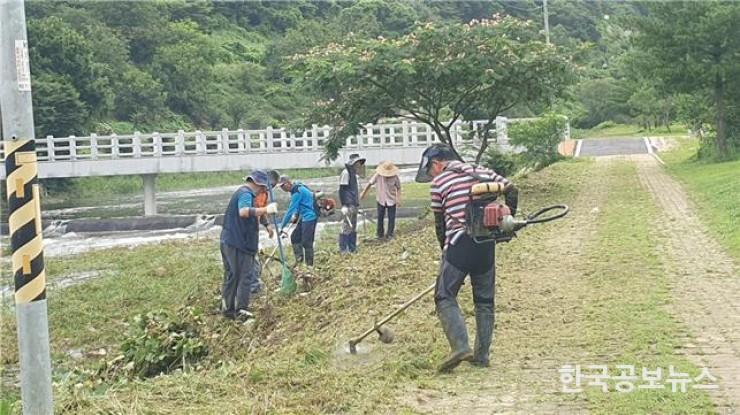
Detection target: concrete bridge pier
<box><xmin>142</xmin><ymin>174</ymin><xmax>157</xmax><ymax>216</ymax></box>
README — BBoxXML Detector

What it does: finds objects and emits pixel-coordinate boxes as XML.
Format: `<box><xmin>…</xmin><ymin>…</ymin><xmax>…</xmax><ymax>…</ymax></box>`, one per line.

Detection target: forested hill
<box><xmin>25</xmin><ymin>0</ymin><xmax>641</xmax><ymax>138</ymax></box>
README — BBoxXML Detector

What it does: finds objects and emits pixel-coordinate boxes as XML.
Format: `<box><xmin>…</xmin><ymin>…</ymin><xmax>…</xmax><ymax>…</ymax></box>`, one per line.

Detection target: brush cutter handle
<box><xmin>349</xmin><ymin>283</ymin><xmax>435</xmax><ymax>352</ymax></box>
<box><xmin>525</xmin><ymin>204</ymin><xmax>569</xmax><ymax>225</ymax></box>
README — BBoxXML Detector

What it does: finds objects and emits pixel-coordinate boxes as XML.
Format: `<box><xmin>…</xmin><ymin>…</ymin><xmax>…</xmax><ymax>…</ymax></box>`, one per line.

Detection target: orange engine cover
<box><xmin>483</xmin><ymin>202</ymin><xmax>511</xmax><ymax>229</ymax></box>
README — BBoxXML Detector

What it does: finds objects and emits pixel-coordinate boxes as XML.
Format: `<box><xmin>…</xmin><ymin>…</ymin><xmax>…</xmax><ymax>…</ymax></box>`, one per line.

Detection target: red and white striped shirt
<box><xmin>430</xmin><ymin>161</ymin><xmax>509</xmax><ymax>248</ymax></box>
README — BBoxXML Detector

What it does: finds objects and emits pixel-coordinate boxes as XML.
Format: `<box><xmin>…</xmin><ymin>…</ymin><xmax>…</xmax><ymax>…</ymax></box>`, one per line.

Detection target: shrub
<box><xmin>118</xmin><ymin>307</ymin><xmax>208</xmax><ymax>378</ymax></box>
<box><xmin>482</xmin><ymin>147</ymin><xmax>518</xmax><ymax>177</ymax></box>
<box><xmin>509</xmin><ymin>113</ymin><xmax>567</xmax><ymax>168</ymax></box>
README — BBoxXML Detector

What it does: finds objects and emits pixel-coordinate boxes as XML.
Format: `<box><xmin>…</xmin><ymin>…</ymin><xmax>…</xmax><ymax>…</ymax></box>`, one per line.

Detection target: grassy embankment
<box><xmin>574</xmin><ymin>123</ymin><xmax>687</xmax><ymax>139</ymax></box>
<box><xmin>661</xmin><ymin>139</ymin><xmax>740</xmax><ymax>262</ymax></box>
<box><xmin>0</xmin><ymin>158</ymin><xmax>715</xmax><ymax>413</ymax></box>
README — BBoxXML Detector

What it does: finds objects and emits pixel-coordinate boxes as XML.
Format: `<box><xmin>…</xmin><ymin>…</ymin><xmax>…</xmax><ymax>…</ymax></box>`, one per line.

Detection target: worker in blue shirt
<box><xmin>220</xmin><ymin>169</ymin><xmax>278</xmax><ymax>322</ymax></box>
<box><xmin>278</xmin><ymin>175</ymin><xmax>318</xmax><ymax>266</ymax></box>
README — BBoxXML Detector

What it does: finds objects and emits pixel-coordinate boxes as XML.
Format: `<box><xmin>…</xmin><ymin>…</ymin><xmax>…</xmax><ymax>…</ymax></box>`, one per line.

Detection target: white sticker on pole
<box><xmin>15</xmin><ymin>40</ymin><xmax>32</xmax><ymax>92</ymax></box>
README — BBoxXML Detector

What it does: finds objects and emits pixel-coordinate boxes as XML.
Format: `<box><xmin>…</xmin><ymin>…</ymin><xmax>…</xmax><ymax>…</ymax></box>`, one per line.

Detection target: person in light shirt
<box><xmin>360</xmin><ymin>161</ymin><xmax>402</xmax><ymax>240</ymax></box>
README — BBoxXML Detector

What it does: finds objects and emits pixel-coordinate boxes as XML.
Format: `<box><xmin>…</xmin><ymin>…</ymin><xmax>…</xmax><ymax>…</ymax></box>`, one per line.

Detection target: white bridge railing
<box><xmin>0</xmin><ymin>117</ymin><xmax>551</xmax><ymax>163</ymax></box>
<box><xmin>0</xmin><ymin>116</ymin><xmax>568</xmax><ymax>215</ymax></box>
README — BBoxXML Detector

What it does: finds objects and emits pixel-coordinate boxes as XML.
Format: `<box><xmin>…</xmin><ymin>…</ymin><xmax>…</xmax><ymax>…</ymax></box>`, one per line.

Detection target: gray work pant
<box><xmin>220</xmin><ymin>243</ymin><xmax>256</xmax><ymax>313</ymax></box>
<box><xmin>434</xmin><ymin>247</ymin><xmax>496</xmax><ymax>346</ymax></box>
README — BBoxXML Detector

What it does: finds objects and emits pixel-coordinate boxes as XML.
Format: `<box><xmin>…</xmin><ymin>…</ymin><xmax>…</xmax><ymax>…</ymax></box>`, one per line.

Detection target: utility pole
<box><xmin>543</xmin><ymin>0</ymin><xmax>550</xmax><ymax>45</ymax></box>
<box><xmin>0</xmin><ymin>0</ymin><xmax>54</xmax><ymax>413</ymax></box>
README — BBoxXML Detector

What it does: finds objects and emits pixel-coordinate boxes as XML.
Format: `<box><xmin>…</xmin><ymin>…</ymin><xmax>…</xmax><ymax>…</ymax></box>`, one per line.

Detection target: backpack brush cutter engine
<box><xmin>347</xmin><ymin>182</ymin><xmax>569</xmax><ymax>355</ymax></box>
<box><xmin>465</xmin><ymin>182</ymin><xmax>569</xmax><ymax>244</ymax></box>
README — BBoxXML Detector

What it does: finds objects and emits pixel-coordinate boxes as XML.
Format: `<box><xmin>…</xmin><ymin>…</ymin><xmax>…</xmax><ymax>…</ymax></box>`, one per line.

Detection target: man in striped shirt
<box><xmin>416</xmin><ymin>143</ymin><xmax>518</xmax><ymax>372</ymax></box>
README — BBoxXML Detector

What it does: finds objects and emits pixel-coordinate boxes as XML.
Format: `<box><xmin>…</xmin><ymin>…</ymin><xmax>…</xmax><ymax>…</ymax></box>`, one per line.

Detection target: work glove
<box><xmin>341</xmin><ymin>206</ymin><xmax>349</xmax><ymax>216</ymax></box>
<box><xmin>265</xmin><ymin>203</ymin><xmax>278</xmax><ymax>215</ymax></box>
<box><xmin>280</xmin><ymin>229</ymin><xmax>289</xmax><ymax>239</ymax></box>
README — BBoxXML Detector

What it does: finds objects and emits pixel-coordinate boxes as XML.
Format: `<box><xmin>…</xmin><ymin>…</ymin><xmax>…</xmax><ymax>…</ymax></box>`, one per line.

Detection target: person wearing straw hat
<box><xmin>360</xmin><ymin>161</ymin><xmax>402</xmax><ymax>240</ymax></box>
<box><xmin>338</xmin><ymin>153</ymin><xmax>366</xmax><ymax>253</ymax></box>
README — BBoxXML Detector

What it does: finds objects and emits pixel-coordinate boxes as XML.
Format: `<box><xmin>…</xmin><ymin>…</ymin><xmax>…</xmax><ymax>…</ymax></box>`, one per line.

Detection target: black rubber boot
<box><xmin>437</xmin><ymin>303</ymin><xmax>473</xmax><ymax>373</ymax></box>
<box><xmin>471</xmin><ymin>308</ymin><xmax>494</xmax><ymax>368</ymax></box>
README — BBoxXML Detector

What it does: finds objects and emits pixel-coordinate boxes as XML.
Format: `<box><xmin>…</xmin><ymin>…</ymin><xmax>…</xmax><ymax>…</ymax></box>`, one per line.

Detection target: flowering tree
<box><xmin>292</xmin><ymin>15</ymin><xmax>573</xmax><ymax>161</ymax></box>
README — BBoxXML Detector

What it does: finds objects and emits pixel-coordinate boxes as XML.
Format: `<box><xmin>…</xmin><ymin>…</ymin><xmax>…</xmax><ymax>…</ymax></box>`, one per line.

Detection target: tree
<box><xmin>28</xmin><ymin>16</ymin><xmax>114</xmax><ymax>118</ymax></box>
<box><xmin>150</xmin><ymin>21</ymin><xmax>220</xmax><ymax>124</ymax></box>
<box><xmin>292</xmin><ymin>15</ymin><xmax>573</xmax><ymax>161</ymax></box>
<box><xmin>114</xmin><ymin>68</ymin><xmax>168</xmax><ymax>125</ymax></box>
<box><xmin>633</xmin><ymin>2</ymin><xmax>740</xmax><ymax>158</ymax></box>
<box><xmin>32</xmin><ymin>74</ymin><xmax>89</xmax><ymax>137</ymax></box>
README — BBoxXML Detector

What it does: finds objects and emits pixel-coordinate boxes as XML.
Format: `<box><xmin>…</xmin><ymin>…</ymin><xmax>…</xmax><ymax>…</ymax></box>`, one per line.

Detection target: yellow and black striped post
<box><xmin>6</xmin><ymin>139</ymin><xmax>47</xmax><ymax>303</ymax></box>
<box><xmin>1</xmin><ymin>0</ymin><xmax>54</xmax><ymax>412</ymax></box>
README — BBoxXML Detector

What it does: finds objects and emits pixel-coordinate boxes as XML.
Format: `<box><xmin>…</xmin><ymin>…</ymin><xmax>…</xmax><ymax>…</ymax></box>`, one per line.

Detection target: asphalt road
<box><xmin>579</xmin><ymin>138</ymin><xmax>648</xmax><ymax>156</ymax></box>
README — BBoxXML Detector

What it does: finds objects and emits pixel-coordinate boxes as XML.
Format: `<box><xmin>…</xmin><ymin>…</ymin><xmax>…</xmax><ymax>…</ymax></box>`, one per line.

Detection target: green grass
<box><xmin>574</xmin><ymin>123</ymin><xmax>688</xmax><ymax>140</ymax></box>
<box><xmin>662</xmin><ymin>139</ymin><xmax>740</xmax><ymax>262</ymax></box>
<box><xmin>0</xmin><ymin>397</ymin><xmax>17</xmax><ymax>415</ymax></box>
<box><xmin>399</xmin><ymin>182</ymin><xmax>430</xmax><ymax>201</ymax></box>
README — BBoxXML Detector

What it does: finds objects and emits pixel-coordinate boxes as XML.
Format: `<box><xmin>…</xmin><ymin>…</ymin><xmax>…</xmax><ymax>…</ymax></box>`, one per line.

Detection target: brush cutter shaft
<box><xmin>263</xmin><ymin>223</ymin><xmax>295</xmax><ymax>269</ymax></box>
<box><xmin>267</xmin><ymin>181</ymin><xmax>296</xmax><ymax>294</ymax></box>
<box><xmin>349</xmin><ymin>283</ymin><xmax>435</xmax><ymax>350</ymax></box>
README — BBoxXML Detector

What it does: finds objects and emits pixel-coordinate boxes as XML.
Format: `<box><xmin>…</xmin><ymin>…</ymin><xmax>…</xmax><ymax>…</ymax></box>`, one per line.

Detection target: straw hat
<box><xmin>376</xmin><ymin>161</ymin><xmax>400</xmax><ymax>177</ymax></box>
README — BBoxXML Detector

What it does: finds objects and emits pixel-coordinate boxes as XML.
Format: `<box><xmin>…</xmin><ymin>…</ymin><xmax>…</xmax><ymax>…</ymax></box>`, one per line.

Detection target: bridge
<box><xmin>1</xmin><ymin>117</ymin><xmax>566</xmax><ymax>215</ymax></box>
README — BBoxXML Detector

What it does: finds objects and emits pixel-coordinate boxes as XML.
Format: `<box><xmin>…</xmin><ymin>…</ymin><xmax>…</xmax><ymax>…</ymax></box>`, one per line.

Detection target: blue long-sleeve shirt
<box><xmin>281</xmin><ymin>183</ymin><xmax>317</xmax><ymax>228</ymax></box>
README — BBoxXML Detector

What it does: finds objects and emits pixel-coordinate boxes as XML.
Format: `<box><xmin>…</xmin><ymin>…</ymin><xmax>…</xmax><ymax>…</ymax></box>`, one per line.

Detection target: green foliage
<box><xmin>117</xmin><ymin>308</ymin><xmax>208</xmax><ymax>379</ymax></box>
<box><xmin>482</xmin><ymin>148</ymin><xmax>518</xmax><ymax>177</ymax></box>
<box><xmin>32</xmin><ymin>74</ymin><xmax>89</xmax><ymax>137</ymax></box>
<box><xmin>633</xmin><ymin>2</ymin><xmax>740</xmax><ymax>158</ymax></box>
<box><xmin>293</xmin><ymin>15</ymin><xmax>573</xmax><ymax>160</ymax></box>
<box><xmin>572</xmin><ymin>77</ymin><xmax>631</xmax><ymax>128</ymax></box>
<box><xmin>23</xmin><ymin>0</ymin><xmax>727</xmax><ymax>164</ymax></box>
<box><xmin>28</xmin><ymin>16</ymin><xmax>114</xmax><ymax>118</ymax></box>
<box><xmin>114</xmin><ymin>68</ymin><xmax>167</xmax><ymax>125</ymax></box>
<box><xmin>151</xmin><ymin>21</ymin><xmax>220</xmax><ymax>122</ymax></box>
<box><xmin>509</xmin><ymin>113</ymin><xmax>567</xmax><ymax>167</ymax></box>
